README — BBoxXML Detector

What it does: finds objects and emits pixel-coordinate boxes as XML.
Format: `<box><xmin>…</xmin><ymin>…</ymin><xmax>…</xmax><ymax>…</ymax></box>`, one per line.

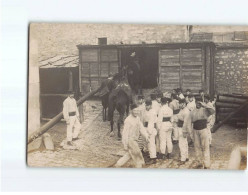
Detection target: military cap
<box><xmin>150</xmin><ymin>93</ymin><xmax>157</xmax><ymax>100</ymax></box>
<box><xmin>161</xmin><ymin>97</ymin><xmax>168</xmax><ymax>104</ymax></box>
<box><xmin>130</xmin><ymin>103</ymin><xmax>138</xmax><ymax>110</ymax></box>
<box><xmin>145</xmin><ymin>99</ymin><xmax>152</xmax><ymax>106</ymax></box>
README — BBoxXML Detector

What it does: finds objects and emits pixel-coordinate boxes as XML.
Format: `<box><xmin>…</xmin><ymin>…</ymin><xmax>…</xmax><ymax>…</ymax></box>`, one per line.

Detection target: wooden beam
<box><xmin>41</xmin><ymin>117</ymin><xmax>66</xmax><ymax>122</ymax></box>
<box><xmin>40</xmin><ymin>94</ymin><xmax>69</xmax><ymax>97</ymax></box>
<box><xmin>212</xmin><ymin>102</ymin><xmax>248</xmax><ymax>133</ymax></box>
<box><xmin>218</xmin><ymin>95</ymin><xmax>248</xmax><ymax>104</ymax></box>
<box><xmin>216</xmin><ymin>102</ymin><xmax>241</xmax><ymax>108</ymax></box>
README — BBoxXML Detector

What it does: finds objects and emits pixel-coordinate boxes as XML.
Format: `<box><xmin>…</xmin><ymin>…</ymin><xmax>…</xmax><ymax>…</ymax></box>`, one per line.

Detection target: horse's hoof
<box><xmin>110</xmin><ymin>132</ymin><xmax>115</xmax><ymax>137</ymax></box>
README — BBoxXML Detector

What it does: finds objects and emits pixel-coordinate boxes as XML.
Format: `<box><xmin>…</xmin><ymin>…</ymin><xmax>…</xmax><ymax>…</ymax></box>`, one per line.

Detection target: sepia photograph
<box><xmin>27</xmin><ymin>23</ymin><xmax>248</xmax><ymax>170</ymax></box>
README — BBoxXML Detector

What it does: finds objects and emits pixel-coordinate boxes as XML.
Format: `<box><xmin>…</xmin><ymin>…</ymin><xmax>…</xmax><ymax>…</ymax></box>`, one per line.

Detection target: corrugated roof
<box><xmin>39</xmin><ymin>55</ymin><xmax>79</xmax><ymax>68</ymax></box>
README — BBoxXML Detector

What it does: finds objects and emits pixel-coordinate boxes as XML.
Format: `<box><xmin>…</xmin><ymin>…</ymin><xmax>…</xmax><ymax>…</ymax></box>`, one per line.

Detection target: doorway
<box><xmin>120</xmin><ymin>46</ymin><xmax>159</xmax><ymax>89</ymax></box>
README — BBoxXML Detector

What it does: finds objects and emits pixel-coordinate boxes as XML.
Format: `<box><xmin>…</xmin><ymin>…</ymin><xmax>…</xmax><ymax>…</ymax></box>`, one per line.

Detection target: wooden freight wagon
<box><xmin>77</xmin><ymin>42</ymin><xmax>215</xmax><ymax>97</ymax></box>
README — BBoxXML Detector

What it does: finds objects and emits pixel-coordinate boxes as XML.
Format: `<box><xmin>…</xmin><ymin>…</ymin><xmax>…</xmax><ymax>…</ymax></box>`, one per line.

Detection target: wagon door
<box><xmin>181</xmin><ymin>48</ymin><xmax>204</xmax><ymax>93</ymax></box>
<box><xmin>158</xmin><ymin>49</ymin><xmax>180</xmax><ymax>92</ymax></box>
<box><xmin>159</xmin><ymin>47</ymin><xmax>205</xmax><ymax>93</ymax></box>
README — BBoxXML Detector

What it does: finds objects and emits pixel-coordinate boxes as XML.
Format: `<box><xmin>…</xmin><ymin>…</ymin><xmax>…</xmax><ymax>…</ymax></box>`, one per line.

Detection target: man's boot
<box><xmin>167</xmin><ymin>153</ymin><xmax>172</xmax><ymax>159</ymax></box>
<box><xmin>188</xmin><ymin>141</ymin><xmax>194</xmax><ymax>147</ymax></box>
<box><xmin>157</xmin><ymin>153</ymin><xmax>164</xmax><ymax>159</ymax></box>
<box><xmin>191</xmin><ymin>160</ymin><xmax>203</xmax><ymax>169</ymax></box>
<box><xmin>72</xmin><ymin>137</ymin><xmax>79</xmax><ymax>141</ymax></box>
<box><xmin>146</xmin><ymin>158</ymin><xmax>157</xmax><ymax>165</ymax></box>
<box><xmin>173</xmin><ymin>140</ymin><xmax>178</xmax><ymax>145</ymax></box>
<box><xmin>178</xmin><ymin>160</ymin><xmax>186</xmax><ymax>166</ymax></box>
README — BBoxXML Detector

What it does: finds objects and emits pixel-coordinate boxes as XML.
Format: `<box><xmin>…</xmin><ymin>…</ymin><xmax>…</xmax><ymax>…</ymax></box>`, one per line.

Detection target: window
<box><xmin>234</xmin><ymin>31</ymin><xmax>247</xmax><ymax>41</ymax></box>
<box><xmin>98</xmin><ymin>37</ymin><xmax>107</xmax><ymax>45</ymax></box>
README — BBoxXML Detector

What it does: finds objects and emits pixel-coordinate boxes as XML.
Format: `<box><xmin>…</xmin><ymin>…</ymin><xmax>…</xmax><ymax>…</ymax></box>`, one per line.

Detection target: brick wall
<box><xmin>31</xmin><ymin>23</ymin><xmax>187</xmax><ymax>61</ymax></box>
<box><xmin>215</xmin><ymin>48</ymin><xmax>248</xmax><ymax>95</ymax></box>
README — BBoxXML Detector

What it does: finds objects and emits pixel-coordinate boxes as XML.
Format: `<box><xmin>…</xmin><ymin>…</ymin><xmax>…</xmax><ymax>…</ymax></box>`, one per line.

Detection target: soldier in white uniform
<box><xmin>185</xmin><ymin>89</ymin><xmax>192</xmax><ymax>104</ymax></box>
<box><xmin>177</xmin><ymin>88</ymin><xmax>185</xmax><ymax>100</ymax></box>
<box><xmin>151</xmin><ymin>93</ymin><xmax>162</xmax><ymax>154</ymax></box>
<box><xmin>183</xmin><ymin>97</ymin><xmax>215</xmax><ymax>169</ymax></box>
<box><xmin>136</xmin><ymin>95</ymin><xmax>147</xmax><ymax>152</ymax></box>
<box><xmin>157</xmin><ymin>97</ymin><xmax>174</xmax><ymax>159</ymax></box>
<box><xmin>156</xmin><ymin>92</ymin><xmax>163</xmax><ymax>104</ymax></box>
<box><xmin>151</xmin><ymin>93</ymin><xmax>161</xmax><ymax>116</ymax></box>
<box><xmin>186</xmin><ymin>94</ymin><xmax>196</xmax><ymax>111</ymax></box>
<box><xmin>174</xmin><ymin>99</ymin><xmax>190</xmax><ymax>165</ymax></box>
<box><xmin>142</xmin><ymin>100</ymin><xmax>158</xmax><ymax>164</ymax></box>
<box><xmin>185</xmin><ymin>94</ymin><xmax>196</xmax><ymax>146</ymax></box>
<box><xmin>169</xmin><ymin>94</ymin><xmax>180</xmax><ymax>144</ymax></box>
<box><xmin>204</xmin><ymin>95</ymin><xmax>216</xmax><ymax>146</ymax></box>
<box><xmin>63</xmin><ymin>91</ymin><xmax>81</xmax><ymax>146</ymax></box>
<box><xmin>199</xmin><ymin>90</ymin><xmax>205</xmax><ymax>103</ymax></box>
<box><xmin>114</xmin><ymin>104</ymin><xmax>149</xmax><ymax>168</ymax></box>
<box><xmin>136</xmin><ymin>95</ymin><xmax>145</xmax><ymax>120</ymax></box>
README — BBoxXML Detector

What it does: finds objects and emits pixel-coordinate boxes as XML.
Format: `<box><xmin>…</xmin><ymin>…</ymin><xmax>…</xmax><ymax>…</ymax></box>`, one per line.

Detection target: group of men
<box><xmin>114</xmin><ymin>88</ymin><xmax>216</xmax><ymax>169</ymax></box>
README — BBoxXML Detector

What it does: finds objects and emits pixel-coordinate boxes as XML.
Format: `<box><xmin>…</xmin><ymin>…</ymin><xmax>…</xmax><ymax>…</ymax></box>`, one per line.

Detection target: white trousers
<box><xmin>178</xmin><ymin>127</ymin><xmax>189</xmax><ymax>161</ymax></box>
<box><xmin>159</xmin><ymin>128</ymin><xmax>173</xmax><ymax>154</ymax></box>
<box><xmin>147</xmin><ymin>128</ymin><xmax>157</xmax><ymax>158</ymax></box>
<box><xmin>207</xmin><ymin>114</ymin><xmax>215</xmax><ymax>145</ymax></box>
<box><xmin>172</xmin><ymin>122</ymin><xmax>179</xmax><ymax>141</ymax></box>
<box><xmin>193</xmin><ymin>128</ymin><xmax>211</xmax><ymax>168</ymax></box>
<box><xmin>67</xmin><ymin>116</ymin><xmax>81</xmax><ymax>141</ymax></box>
<box><xmin>115</xmin><ymin>140</ymin><xmax>145</xmax><ymax>168</ymax></box>
<box><xmin>156</xmin><ymin>135</ymin><xmax>160</xmax><ymax>153</ymax></box>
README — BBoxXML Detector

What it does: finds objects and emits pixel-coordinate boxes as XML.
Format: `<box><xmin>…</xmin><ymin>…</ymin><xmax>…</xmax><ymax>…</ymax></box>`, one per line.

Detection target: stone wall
<box><xmin>28</xmin><ymin>27</ymin><xmax>40</xmax><ymax>135</ymax></box>
<box><xmin>215</xmin><ymin>48</ymin><xmax>248</xmax><ymax>95</ymax></box>
<box><xmin>31</xmin><ymin>23</ymin><xmax>187</xmax><ymax>61</ymax></box>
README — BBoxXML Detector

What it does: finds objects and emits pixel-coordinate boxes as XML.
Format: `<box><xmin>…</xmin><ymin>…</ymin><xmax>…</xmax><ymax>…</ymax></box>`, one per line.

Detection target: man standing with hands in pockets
<box><xmin>63</xmin><ymin>90</ymin><xmax>81</xmax><ymax>146</ymax></box>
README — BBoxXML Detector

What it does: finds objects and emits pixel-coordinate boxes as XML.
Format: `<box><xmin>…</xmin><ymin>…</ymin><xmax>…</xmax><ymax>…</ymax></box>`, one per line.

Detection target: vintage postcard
<box><xmin>28</xmin><ymin>23</ymin><xmax>248</xmax><ymax>169</ymax></box>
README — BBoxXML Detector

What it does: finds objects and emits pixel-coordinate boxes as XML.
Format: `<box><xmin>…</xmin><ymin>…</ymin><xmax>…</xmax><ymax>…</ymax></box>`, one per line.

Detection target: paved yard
<box><xmin>28</xmin><ymin>100</ymin><xmax>247</xmax><ymax>170</ymax></box>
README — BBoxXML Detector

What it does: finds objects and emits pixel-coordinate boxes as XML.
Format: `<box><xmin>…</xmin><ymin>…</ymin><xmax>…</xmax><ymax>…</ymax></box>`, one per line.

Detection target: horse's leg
<box><xmin>103</xmin><ymin>108</ymin><xmax>105</xmax><ymax>121</ymax></box>
<box><xmin>105</xmin><ymin>108</ymin><xmax>108</xmax><ymax>120</ymax></box>
<box><xmin>126</xmin><ymin>102</ymin><xmax>129</xmax><ymax>117</ymax></box>
<box><xmin>110</xmin><ymin>117</ymin><xmax>114</xmax><ymax>134</ymax></box>
<box><xmin>104</xmin><ymin>108</ymin><xmax>107</xmax><ymax>121</ymax></box>
<box><xmin>109</xmin><ymin>104</ymin><xmax>115</xmax><ymax>136</ymax></box>
<box><xmin>118</xmin><ymin>111</ymin><xmax>124</xmax><ymax>139</ymax></box>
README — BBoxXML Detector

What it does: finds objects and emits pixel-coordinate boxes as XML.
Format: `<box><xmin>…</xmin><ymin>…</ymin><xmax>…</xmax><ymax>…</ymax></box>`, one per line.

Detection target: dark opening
<box><xmin>39</xmin><ymin>67</ymin><xmax>79</xmax><ymax>118</ymax></box>
<box><xmin>40</xmin><ymin>67</ymin><xmax>79</xmax><ymax>94</ymax></box>
<box><xmin>120</xmin><ymin>47</ymin><xmax>158</xmax><ymax>89</ymax></box>
<box><xmin>98</xmin><ymin>37</ymin><xmax>107</xmax><ymax>45</ymax></box>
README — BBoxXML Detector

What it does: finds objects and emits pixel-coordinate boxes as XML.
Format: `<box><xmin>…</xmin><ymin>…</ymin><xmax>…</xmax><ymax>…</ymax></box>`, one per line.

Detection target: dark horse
<box><xmin>99</xmin><ymin>73</ymin><xmax>120</xmax><ymax>121</ymax></box>
<box><xmin>108</xmin><ymin>71</ymin><xmax>132</xmax><ymax>139</ymax></box>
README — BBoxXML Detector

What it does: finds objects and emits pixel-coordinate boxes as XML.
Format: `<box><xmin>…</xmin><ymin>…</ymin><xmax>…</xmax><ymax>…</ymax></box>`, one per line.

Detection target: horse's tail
<box><xmin>101</xmin><ymin>93</ymin><xmax>109</xmax><ymax>109</ymax></box>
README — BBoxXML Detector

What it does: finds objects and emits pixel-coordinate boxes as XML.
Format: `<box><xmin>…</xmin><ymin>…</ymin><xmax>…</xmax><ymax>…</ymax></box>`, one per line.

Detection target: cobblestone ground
<box><xmin>28</xmin><ymin>100</ymin><xmax>247</xmax><ymax>170</ymax></box>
